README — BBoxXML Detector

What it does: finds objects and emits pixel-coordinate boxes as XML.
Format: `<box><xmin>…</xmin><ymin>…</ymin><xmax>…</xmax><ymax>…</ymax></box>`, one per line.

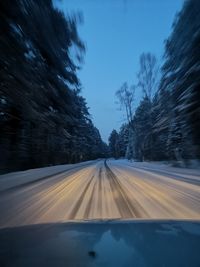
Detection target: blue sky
<box><xmin>54</xmin><ymin>0</ymin><xmax>184</xmax><ymax>142</ymax></box>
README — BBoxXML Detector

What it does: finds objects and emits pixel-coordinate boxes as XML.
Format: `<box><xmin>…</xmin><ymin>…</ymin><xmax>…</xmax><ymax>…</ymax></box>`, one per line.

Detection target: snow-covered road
<box><xmin>0</xmin><ymin>160</ymin><xmax>200</xmax><ymax>228</ymax></box>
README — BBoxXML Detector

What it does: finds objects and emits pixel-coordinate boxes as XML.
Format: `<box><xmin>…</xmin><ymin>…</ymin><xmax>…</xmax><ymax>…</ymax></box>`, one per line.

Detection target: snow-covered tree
<box><xmin>0</xmin><ymin>0</ymin><xmax>108</xmax><ymax>172</ymax></box>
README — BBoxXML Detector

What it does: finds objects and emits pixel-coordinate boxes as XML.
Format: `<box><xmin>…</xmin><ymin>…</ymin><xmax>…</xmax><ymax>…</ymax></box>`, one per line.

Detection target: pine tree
<box><xmin>108</xmin><ymin>130</ymin><xmax>120</xmax><ymax>159</ymax></box>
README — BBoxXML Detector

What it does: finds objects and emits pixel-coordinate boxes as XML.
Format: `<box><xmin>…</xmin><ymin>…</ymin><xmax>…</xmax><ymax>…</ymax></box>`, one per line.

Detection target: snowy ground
<box><xmin>0</xmin><ymin>159</ymin><xmax>199</xmax><ymax>228</ymax></box>
<box><xmin>0</xmin><ymin>160</ymin><xmax>96</xmax><ymax>191</ymax></box>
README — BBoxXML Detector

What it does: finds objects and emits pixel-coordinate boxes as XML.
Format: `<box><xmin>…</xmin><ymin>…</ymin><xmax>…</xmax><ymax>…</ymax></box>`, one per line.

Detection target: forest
<box><xmin>109</xmin><ymin>0</ymin><xmax>200</xmax><ymax>166</ymax></box>
<box><xmin>0</xmin><ymin>0</ymin><xmax>200</xmax><ymax>173</ymax></box>
<box><xmin>0</xmin><ymin>0</ymin><xmax>108</xmax><ymax>173</ymax></box>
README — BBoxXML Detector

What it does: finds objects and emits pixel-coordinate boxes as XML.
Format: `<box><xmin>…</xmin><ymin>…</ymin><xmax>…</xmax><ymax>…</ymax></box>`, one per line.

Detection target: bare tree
<box><xmin>116</xmin><ymin>82</ymin><xmax>135</xmax><ymax>124</ymax></box>
<box><xmin>137</xmin><ymin>53</ymin><xmax>158</xmax><ymax>101</ymax></box>
<box><xmin>116</xmin><ymin>82</ymin><xmax>135</xmax><ymax>159</ymax></box>
<box><xmin>136</xmin><ymin>53</ymin><xmax>159</xmax><ymax>160</ymax></box>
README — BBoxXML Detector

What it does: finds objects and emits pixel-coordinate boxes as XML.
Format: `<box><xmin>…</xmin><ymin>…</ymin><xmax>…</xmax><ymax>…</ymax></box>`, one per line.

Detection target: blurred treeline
<box><xmin>109</xmin><ymin>0</ymin><xmax>200</xmax><ymax>165</ymax></box>
<box><xmin>0</xmin><ymin>0</ymin><xmax>108</xmax><ymax>173</ymax></box>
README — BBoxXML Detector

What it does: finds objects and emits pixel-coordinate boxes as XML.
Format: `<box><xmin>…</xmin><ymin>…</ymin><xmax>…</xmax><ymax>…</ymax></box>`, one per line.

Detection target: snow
<box><xmin>0</xmin><ymin>160</ymin><xmax>96</xmax><ymax>192</ymax></box>
<box><xmin>0</xmin><ymin>159</ymin><xmax>200</xmax><ymax>229</ymax></box>
<box><xmin>114</xmin><ymin>159</ymin><xmax>200</xmax><ymax>178</ymax></box>
<box><xmin>57</xmin><ymin>74</ymin><xmax>72</xmax><ymax>88</ymax></box>
<box><xmin>0</xmin><ymin>98</ymin><xmax>7</xmax><ymax>105</ymax></box>
<box><xmin>10</xmin><ymin>23</ymin><xmax>23</xmax><ymax>37</ymax></box>
<box><xmin>24</xmin><ymin>40</ymin><xmax>36</xmax><ymax>60</ymax></box>
<box><xmin>24</xmin><ymin>50</ymin><xmax>36</xmax><ymax>60</ymax></box>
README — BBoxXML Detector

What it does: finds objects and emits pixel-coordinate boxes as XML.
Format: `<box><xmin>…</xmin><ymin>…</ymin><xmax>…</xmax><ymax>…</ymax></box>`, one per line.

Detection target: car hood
<box><xmin>0</xmin><ymin>219</ymin><xmax>200</xmax><ymax>267</ymax></box>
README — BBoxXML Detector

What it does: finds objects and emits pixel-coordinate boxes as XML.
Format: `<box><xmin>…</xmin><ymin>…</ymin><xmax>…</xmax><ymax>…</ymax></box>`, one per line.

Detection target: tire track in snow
<box><xmin>97</xmin><ymin>166</ymin><xmax>103</xmax><ymax>218</ymax></box>
<box><xmin>1</xmin><ymin>159</ymin><xmax>199</xmax><ymax>229</ymax></box>
<box><xmin>104</xmin><ymin>160</ymin><xmax>144</xmax><ymax>218</ymax></box>
<box><xmin>67</xmin><ymin>175</ymin><xmax>95</xmax><ymax>219</ymax></box>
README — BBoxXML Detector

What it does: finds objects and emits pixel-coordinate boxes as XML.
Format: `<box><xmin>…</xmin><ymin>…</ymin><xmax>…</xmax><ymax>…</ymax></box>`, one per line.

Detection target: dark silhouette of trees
<box><xmin>108</xmin><ymin>130</ymin><xmax>120</xmax><ymax>159</ymax></box>
<box><xmin>152</xmin><ymin>0</ymin><xmax>200</xmax><ymax>163</ymax></box>
<box><xmin>0</xmin><ymin>0</ymin><xmax>108</xmax><ymax>173</ymax></box>
<box><xmin>113</xmin><ymin>0</ymin><xmax>200</xmax><ymax>164</ymax></box>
